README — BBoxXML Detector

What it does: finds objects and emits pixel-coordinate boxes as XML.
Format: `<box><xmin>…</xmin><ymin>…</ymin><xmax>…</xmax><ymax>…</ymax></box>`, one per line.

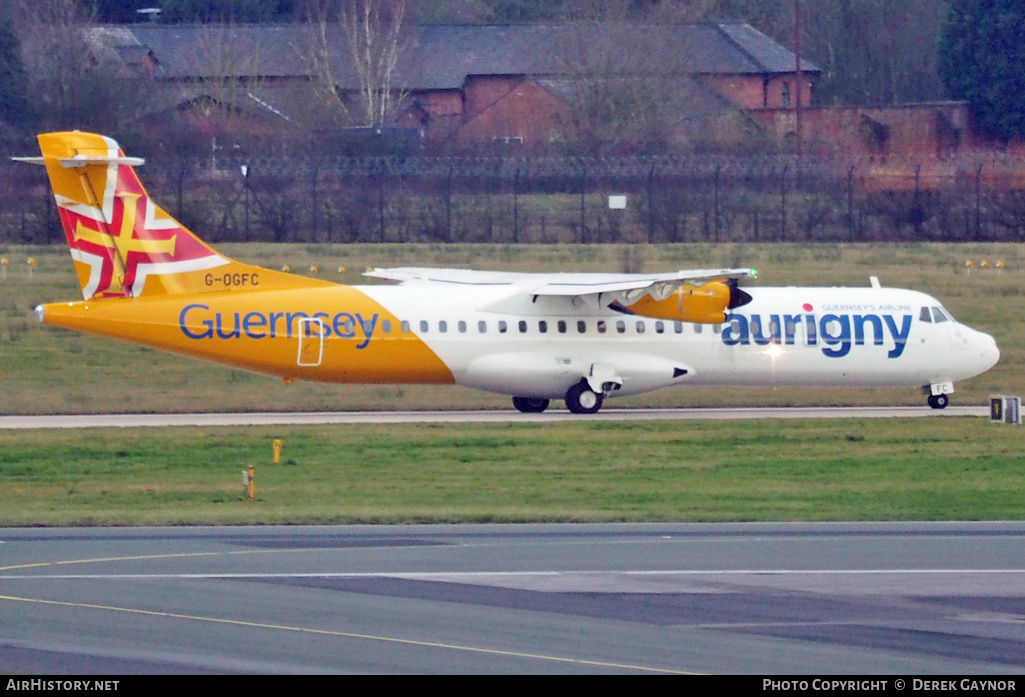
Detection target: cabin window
<box><xmin>694</xmin><ymin>323</ymin><xmax>703</xmax><ymax>334</ymax></box>
<box><xmin>616</xmin><ymin>320</ymin><xmax>626</xmax><ymax>334</ymax></box>
<box><xmin>419</xmin><ymin>320</ymin><xmax>429</xmax><ymax>333</ymax></box>
<box><xmin>519</xmin><ymin>320</ymin><xmax>528</xmax><ymax>333</ymax></box>
<box><xmin>636</xmin><ymin>321</ymin><xmax>646</xmax><ymax>334</ymax></box>
<box><xmin>458</xmin><ymin>320</ymin><xmax>467</xmax><ymax>333</ymax></box>
<box><xmin>919</xmin><ymin>307</ymin><xmax>933</xmax><ymax>323</ymax></box>
<box><xmin>577</xmin><ymin>320</ymin><xmax>587</xmax><ymax>333</ymax></box>
<box><xmin>400</xmin><ymin>320</ymin><xmax>411</xmax><ymax>333</ymax></box>
<box><xmin>538</xmin><ymin>321</ymin><xmax>548</xmax><ymax>333</ymax></box>
<box><xmin>478</xmin><ymin>320</ymin><xmax>487</xmax><ymax>333</ymax></box>
<box><xmin>932</xmin><ymin>307</ymin><xmax>950</xmax><ymax>323</ymax></box>
<box><xmin>597</xmin><ymin>320</ymin><xmax>607</xmax><ymax>333</ymax></box>
<box><xmin>713</xmin><ymin>324</ymin><xmax>721</xmax><ymax>334</ymax></box>
<box><xmin>557</xmin><ymin>320</ymin><xmax>567</xmax><ymax>334</ymax></box>
<box><xmin>674</xmin><ymin>321</ymin><xmax>684</xmax><ymax>334</ymax></box>
<box><xmin>498</xmin><ymin>321</ymin><xmax>507</xmax><ymax>333</ymax></box>
<box><xmin>438</xmin><ymin>320</ymin><xmax>448</xmax><ymax>333</ymax></box>
<box><xmin>381</xmin><ymin>320</ymin><xmax>392</xmax><ymax>333</ymax></box>
<box><xmin>655</xmin><ymin>321</ymin><xmax>665</xmax><ymax>334</ymax></box>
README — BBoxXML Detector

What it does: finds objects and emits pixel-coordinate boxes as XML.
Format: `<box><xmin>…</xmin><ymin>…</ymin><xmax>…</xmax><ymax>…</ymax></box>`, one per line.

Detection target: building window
<box><xmin>781</xmin><ymin>81</ymin><xmax>791</xmax><ymax>107</ymax></box>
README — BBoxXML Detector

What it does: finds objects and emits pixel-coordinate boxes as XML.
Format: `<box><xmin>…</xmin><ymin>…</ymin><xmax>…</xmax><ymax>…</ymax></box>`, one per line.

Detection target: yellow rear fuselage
<box><xmin>39</xmin><ymin>286</ymin><xmax>455</xmax><ymax>384</ymax></box>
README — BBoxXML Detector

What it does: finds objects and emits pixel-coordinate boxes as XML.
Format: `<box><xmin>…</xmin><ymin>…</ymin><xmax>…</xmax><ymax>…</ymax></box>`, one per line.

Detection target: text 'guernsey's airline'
<box><xmin>18</xmin><ymin>132</ymin><xmax>999</xmax><ymax>414</ymax></box>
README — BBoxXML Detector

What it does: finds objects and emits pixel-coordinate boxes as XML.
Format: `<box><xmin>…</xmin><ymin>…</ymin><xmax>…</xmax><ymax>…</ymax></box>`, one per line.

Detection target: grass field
<box><xmin>1</xmin><ymin>242</ymin><xmax>1022</xmax><ymax>525</ymax></box>
<box><xmin>0</xmin><ymin>242</ymin><xmax>1021</xmax><ymax>414</ymax></box>
<box><xmin>1</xmin><ymin>418</ymin><xmax>1022</xmax><ymax>526</ymax></box>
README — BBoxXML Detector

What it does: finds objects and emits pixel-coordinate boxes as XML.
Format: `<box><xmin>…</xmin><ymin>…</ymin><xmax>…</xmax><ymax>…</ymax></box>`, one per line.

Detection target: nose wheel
<box><xmin>927</xmin><ymin>394</ymin><xmax>949</xmax><ymax>409</ymax></box>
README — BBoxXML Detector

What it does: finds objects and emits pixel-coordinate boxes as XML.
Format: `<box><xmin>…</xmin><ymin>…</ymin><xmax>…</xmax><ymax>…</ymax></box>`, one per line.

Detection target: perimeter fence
<box><xmin>3</xmin><ymin>152</ymin><xmax>1025</xmax><ymax>245</ymax></box>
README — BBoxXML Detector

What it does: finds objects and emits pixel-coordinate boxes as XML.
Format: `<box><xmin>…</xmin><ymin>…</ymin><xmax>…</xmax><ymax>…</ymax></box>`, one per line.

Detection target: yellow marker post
<box><xmin>247</xmin><ymin>464</ymin><xmax>255</xmax><ymax>501</ymax></box>
<box><xmin>26</xmin><ymin>257</ymin><xmax>35</xmax><ymax>278</ymax></box>
<box><xmin>272</xmin><ymin>439</ymin><xmax>283</xmax><ymax>464</ymax></box>
<box><xmin>309</xmin><ymin>265</ymin><xmax>318</xmax><ymax>274</ymax></box>
<box><xmin>966</xmin><ymin>260</ymin><xmax>974</xmax><ymax>276</ymax></box>
<box><xmin>1</xmin><ymin>257</ymin><xmax>7</xmax><ymax>279</ymax></box>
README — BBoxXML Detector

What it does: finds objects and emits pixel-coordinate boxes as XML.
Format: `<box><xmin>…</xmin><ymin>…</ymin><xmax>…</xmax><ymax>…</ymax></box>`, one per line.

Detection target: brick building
<box><xmin>82</xmin><ymin>21</ymin><xmax>818</xmax><ymax>152</ymax></box>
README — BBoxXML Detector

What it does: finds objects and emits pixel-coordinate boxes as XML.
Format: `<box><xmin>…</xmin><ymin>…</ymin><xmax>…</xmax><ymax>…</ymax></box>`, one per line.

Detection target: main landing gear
<box><xmin>512</xmin><ymin>396</ymin><xmax>550</xmax><ymax>413</ymax></box>
<box><xmin>565</xmin><ymin>380</ymin><xmax>604</xmax><ymax>414</ymax></box>
<box><xmin>927</xmin><ymin>394</ymin><xmax>949</xmax><ymax>410</ymax></box>
<box><xmin>513</xmin><ymin>381</ymin><xmax>607</xmax><ymax>415</ymax></box>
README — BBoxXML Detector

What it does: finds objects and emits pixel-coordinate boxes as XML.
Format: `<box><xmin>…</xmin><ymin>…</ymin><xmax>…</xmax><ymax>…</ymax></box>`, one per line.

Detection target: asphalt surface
<box><xmin>2</xmin><ymin>523</ymin><xmax>1024</xmax><ymax>674</ymax></box>
<box><xmin>0</xmin><ymin>405</ymin><xmax>988</xmax><ymax>429</ymax></box>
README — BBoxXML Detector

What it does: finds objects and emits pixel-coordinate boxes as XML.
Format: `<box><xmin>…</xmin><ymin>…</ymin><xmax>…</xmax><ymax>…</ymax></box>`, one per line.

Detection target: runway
<box><xmin>2</xmin><ymin>523</ymin><xmax>1024</xmax><ymax>674</ymax></box>
<box><xmin>0</xmin><ymin>405</ymin><xmax>988</xmax><ymax>429</ymax></box>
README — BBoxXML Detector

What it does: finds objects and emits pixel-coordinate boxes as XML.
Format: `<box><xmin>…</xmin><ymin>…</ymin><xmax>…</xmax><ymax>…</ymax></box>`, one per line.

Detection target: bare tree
<box><xmin>301</xmin><ymin>0</ymin><xmax>410</xmax><ymax>128</ymax></box>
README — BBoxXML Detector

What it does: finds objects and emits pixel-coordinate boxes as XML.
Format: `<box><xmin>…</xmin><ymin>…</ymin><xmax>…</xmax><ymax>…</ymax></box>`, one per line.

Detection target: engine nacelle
<box><xmin>623</xmin><ymin>281</ymin><xmax>732</xmax><ymax>324</ymax></box>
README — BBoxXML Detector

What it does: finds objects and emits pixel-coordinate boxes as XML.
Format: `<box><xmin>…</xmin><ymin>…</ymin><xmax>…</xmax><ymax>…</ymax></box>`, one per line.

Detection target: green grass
<box><xmin>0</xmin><ymin>418</ymin><xmax>1021</xmax><ymax>526</ymax></box>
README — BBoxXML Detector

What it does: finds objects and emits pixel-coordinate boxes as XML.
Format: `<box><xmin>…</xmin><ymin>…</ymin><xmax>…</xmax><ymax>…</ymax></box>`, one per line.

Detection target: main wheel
<box><xmin>565</xmin><ymin>381</ymin><xmax>604</xmax><ymax>414</ymax></box>
<box><xmin>512</xmin><ymin>396</ymin><xmax>550</xmax><ymax>413</ymax></box>
<box><xmin>928</xmin><ymin>394</ymin><xmax>949</xmax><ymax>410</ymax></box>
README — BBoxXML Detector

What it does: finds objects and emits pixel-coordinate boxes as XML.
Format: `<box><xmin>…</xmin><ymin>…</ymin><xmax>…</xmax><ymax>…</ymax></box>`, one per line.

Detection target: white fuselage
<box><xmin>358</xmin><ymin>284</ymin><xmax>1000</xmax><ymax>401</ymax></box>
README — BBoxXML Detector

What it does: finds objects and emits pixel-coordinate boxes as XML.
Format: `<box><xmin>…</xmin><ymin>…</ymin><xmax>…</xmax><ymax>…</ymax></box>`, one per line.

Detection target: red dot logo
<box><xmin>802</xmin><ymin>303</ymin><xmax>814</xmax><ymax>312</ymax></box>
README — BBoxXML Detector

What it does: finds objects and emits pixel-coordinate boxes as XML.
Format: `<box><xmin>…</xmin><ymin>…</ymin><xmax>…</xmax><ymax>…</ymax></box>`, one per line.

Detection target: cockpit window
<box><xmin>919</xmin><ymin>307</ymin><xmax>932</xmax><ymax>323</ymax></box>
<box><xmin>931</xmin><ymin>307</ymin><xmax>950</xmax><ymax>323</ymax></box>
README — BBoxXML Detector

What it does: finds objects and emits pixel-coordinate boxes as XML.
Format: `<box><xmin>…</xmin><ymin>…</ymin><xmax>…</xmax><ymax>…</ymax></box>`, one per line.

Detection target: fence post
<box><xmin>445</xmin><ymin>164</ymin><xmax>454</xmax><ymax>242</ymax></box>
<box><xmin>378</xmin><ymin>169</ymin><xmax>385</xmax><ymax>242</ymax></box>
<box><xmin>780</xmin><ymin>164</ymin><xmax>788</xmax><ymax>241</ymax></box>
<box><xmin>580</xmin><ymin>161</ymin><xmax>587</xmax><ymax>244</ymax></box>
<box><xmin>975</xmin><ymin>162</ymin><xmax>983</xmax><ymax>241</ymax></box>
<box><xmin>714</xmin><ymin>163</ymin><xmax>721</xmax><ymax>243</ymax></box>
<box><xmin>847</xmin><ymin>165</ymin><xmax>855</xmax><ymax>243</ymax></box>
<box><xmin>513</xmin><ymin>166</ymin><xmax>520</xmax><ymax>244</ymax></box>
<box><xmin>647</xmin><ymin>161</ymin><xmax>655</xmax><ymax>243</ymax></box>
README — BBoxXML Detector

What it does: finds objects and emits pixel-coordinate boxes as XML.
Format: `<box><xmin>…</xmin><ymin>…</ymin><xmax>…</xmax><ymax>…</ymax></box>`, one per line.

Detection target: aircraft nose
<box><xmin>978</xmin><ymin>332</ymin><xmax>1000</xmax><ymax>372</ymax></box>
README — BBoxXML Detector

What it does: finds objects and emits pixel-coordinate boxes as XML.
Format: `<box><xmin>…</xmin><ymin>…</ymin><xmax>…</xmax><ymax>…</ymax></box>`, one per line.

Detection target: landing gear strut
<box><xmin>565</xmin><ymin>380</ymin><xmax>604</xmax><ymax>414</ymax></box>
<box><xmin>927</xmin><ymin>394</ymin><xmax>949</xmax><ymax>410</ymax></box>
<box><xmin>512</xmin><ymin>396</ymin><xmax>550</xmax><ymax>413</ymax></box>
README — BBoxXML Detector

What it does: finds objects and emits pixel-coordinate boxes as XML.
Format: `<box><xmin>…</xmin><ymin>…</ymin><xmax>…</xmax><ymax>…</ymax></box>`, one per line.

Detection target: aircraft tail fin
<box><xmin>20</xmin><ymin>131</ymin><xmax>328</xmax><ymax>300</ymax></box>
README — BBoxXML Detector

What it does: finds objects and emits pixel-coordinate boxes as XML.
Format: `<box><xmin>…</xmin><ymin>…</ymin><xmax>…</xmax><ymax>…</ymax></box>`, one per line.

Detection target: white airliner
<box><xmin>23</xmin><ymin>131</ymin><xmax>1001</xmax><ymax>414</ymax></box>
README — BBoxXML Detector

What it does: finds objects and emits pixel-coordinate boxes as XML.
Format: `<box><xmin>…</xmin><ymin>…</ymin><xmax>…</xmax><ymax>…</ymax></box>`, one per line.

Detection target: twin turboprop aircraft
<box><xmin>19</xmin><ymin>132</ymin><xmax>1000</xmax><ymax>414</ymax></box>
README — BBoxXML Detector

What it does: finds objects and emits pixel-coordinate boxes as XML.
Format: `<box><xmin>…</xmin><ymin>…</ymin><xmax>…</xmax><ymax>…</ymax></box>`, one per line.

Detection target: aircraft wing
<box><xmin>365</xmin><ymin>267</ymin><xmax>753</xmax><ymax>293</ymax></box>
<box><xmin>364</xmin><ymin>266</ymin><xmax>756</xmax><ymax>322</ymax></box>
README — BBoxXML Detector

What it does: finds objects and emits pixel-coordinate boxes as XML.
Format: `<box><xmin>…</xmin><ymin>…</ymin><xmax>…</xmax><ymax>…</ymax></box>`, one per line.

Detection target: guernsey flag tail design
<box><xmin>34</xmin><ymin>132</ymin><xmax>229</xmax><ymax>300</ymax></box>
